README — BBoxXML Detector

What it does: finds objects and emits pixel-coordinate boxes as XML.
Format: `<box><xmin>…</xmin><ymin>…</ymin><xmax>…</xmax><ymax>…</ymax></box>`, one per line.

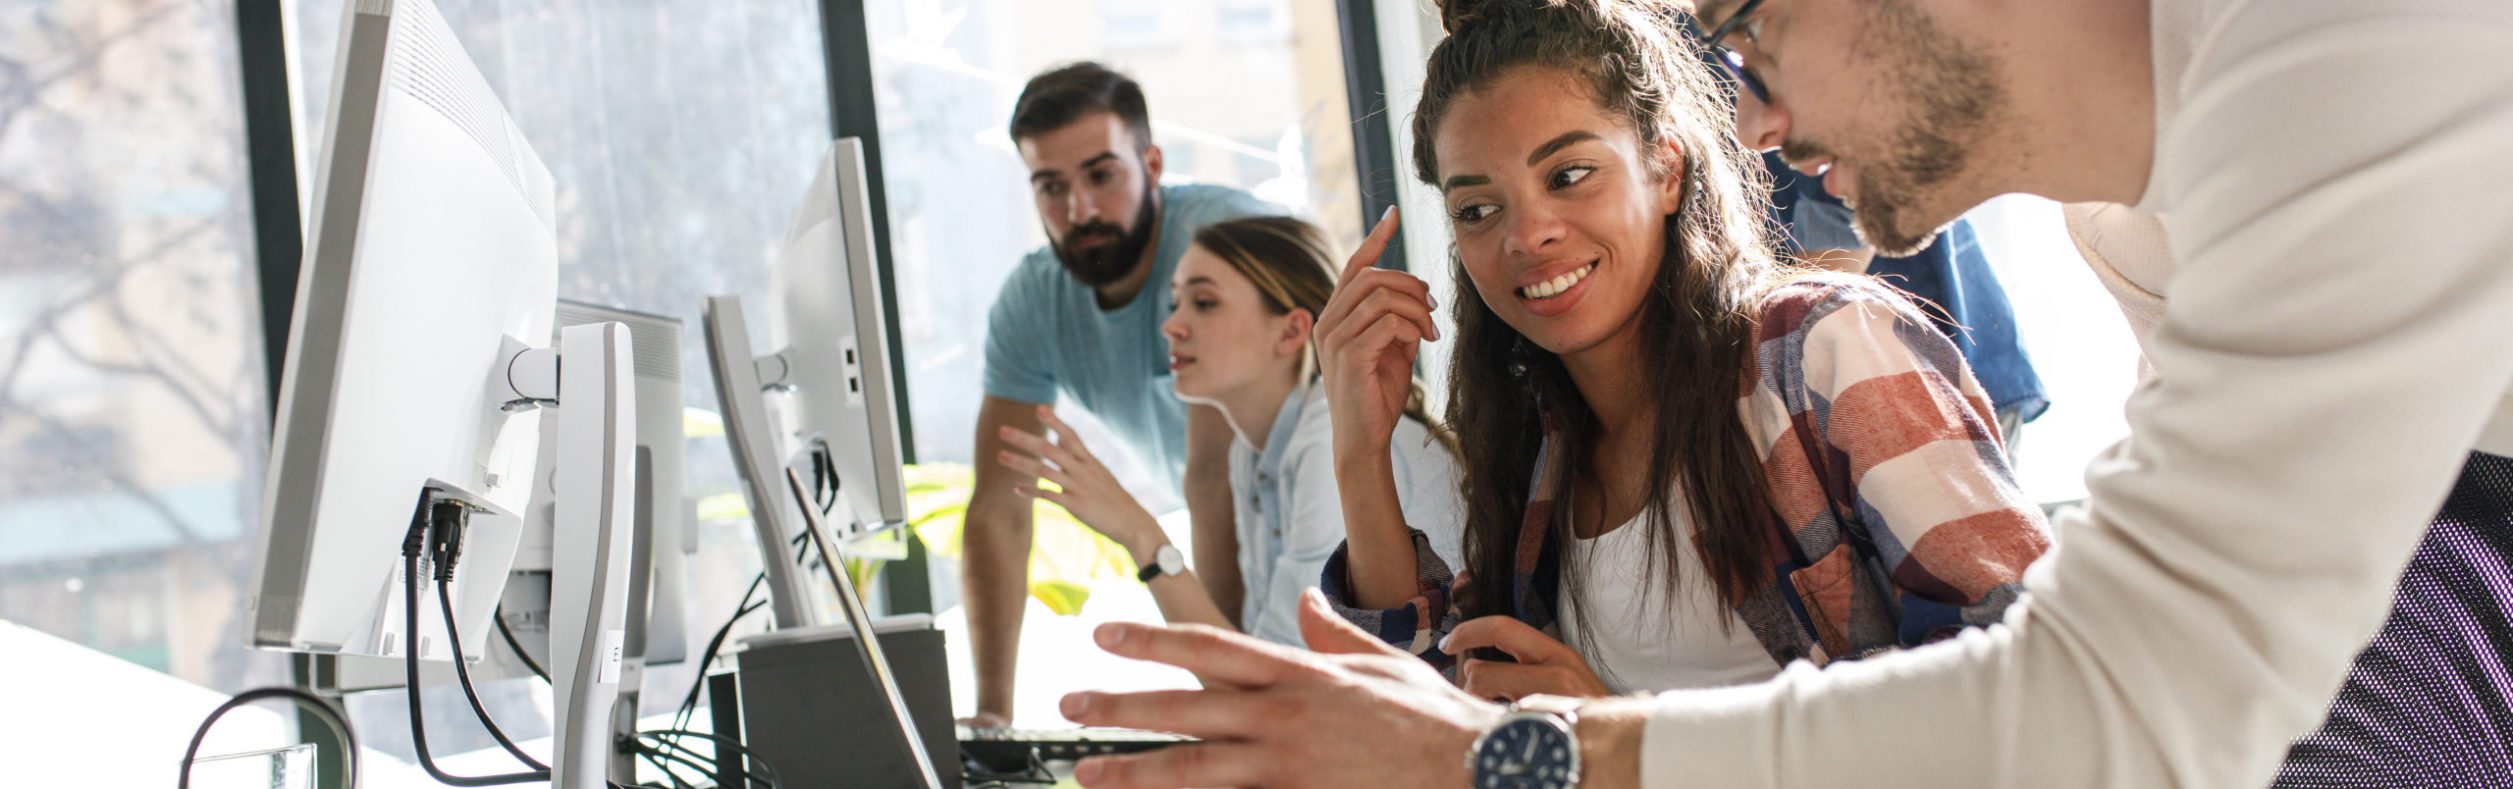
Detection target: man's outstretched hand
<box><xmin>1060</xmin><ymin>588</ymin><xmax>1504</xmax><ymax>788</ymax></box>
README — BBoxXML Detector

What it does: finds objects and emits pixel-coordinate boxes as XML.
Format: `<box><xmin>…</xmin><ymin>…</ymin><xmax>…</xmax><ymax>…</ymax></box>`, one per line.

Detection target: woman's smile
<box><xmin>1515</xmin><ymin>258</ymin><xmax>1600</xmax><ymax>318</ymax></box>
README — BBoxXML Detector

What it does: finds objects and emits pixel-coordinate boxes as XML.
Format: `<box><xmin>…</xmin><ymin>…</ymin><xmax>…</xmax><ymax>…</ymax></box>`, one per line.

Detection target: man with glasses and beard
<box><xmin>959</xmin><ymin>61</ymin><xmax>1276</xmax><ymax>729</ymax></box>
<box><xmin>1037</xmin><ymin>1</ymin><xmax>2513</xmax><ymax>788</ymax></box>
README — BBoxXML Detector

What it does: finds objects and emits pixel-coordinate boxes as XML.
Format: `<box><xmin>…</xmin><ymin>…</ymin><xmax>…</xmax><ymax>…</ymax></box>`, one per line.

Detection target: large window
<box><xmin>1966</xmin><ymin>195</ymin><xmax>2141</xmax><ymax>506</ymax></box>
<box><xmin>861</xmin><ymin>0</ymin><xmax>1361</xmax><ymax>724</ymax></box>
<box><xmin>0</xmin><ymin>0</ymin><xmax>295</xmax><ymax>781</ymax></box>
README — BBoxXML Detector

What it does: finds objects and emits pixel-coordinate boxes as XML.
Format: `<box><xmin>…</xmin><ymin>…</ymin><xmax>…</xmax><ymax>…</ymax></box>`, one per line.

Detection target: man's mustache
<box><xmin>1066</xmin><ymin>223</ymin><xmax>1123</xmax><ymax>245</ymax></box>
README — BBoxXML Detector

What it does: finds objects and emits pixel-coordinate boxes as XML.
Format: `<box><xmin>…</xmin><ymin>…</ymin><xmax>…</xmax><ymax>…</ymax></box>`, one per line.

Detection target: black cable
<box><xmin>644</xmin><ymin>729</ymin><xmax>782</xmax><ymax>787</ymax></box>
<box><xmin>492</xmin><ymin>602</ymin><xmax>550</xmax><ymax>682</ymax></box>
<box><xmin>641</xmin><ymin>737</ymin><xmax>728</xmax><ymax>787</ymax></box>
<box><xmin>631</xmin><ymin>740</ymin><xmax>710</xmax><ymax>788</ymax></box>
<box><xmin>632</xmin><ymin>746</ymin><xmax>698</xmax><ymax>789</ymax></box>
<box><xmin>404</xmin><ymin>549</ymin><xmax>550</xmax><ymax>786</ymax></box>
<box><xmin>664</xmin><ymin>595</ymin><xmax>766</xmax><ymax>749</ymax></box>
<box><xmin>641</xmin><ymin>732</ymin><xmax>778</xmax><ymax>789</ymax></box>
<box><xmin>439</xmin><ymin>575</ymin><xmax>550</xmax><ymax>771</ymax></box>
<box><xmin>177</xmin><ymin>687</ymin><xmax>359</xmax><ymax>789</ymax></box>
<box><xmin>671</xmin><ymin>573</ymin><xmax>766</xmax><ymax>732</ymax></box>
<box><xmin>612</xmin><ymin>736</ymin><xmax>696</xmax><ymax>789</ymax></box>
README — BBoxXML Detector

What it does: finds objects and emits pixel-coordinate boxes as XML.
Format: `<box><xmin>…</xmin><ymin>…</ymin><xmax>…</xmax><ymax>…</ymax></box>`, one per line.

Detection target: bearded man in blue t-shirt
<box><xmin>959</xmin><ymin>62</ymin><xmax>1274</xmax><ymax>728</ymax></box>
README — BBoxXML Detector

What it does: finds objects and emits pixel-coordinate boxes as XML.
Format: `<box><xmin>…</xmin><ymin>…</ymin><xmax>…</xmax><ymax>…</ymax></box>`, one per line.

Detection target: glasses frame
<box><xmin>1690</xmin><ymin>0</ymin><xmax>1771</xmax><ymax>103</ymax></box>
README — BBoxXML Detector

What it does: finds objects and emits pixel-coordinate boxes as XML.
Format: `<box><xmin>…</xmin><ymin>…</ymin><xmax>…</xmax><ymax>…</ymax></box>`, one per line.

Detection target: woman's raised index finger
<box><xmin>1340</xmin><ymin>206</ymin><xmax>1401</xmax><ymax>280</ymax></box>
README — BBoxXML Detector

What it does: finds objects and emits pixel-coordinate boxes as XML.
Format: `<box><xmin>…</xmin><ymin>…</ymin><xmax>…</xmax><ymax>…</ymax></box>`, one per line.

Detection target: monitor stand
<box><xmin>539</xmin><ymin>321</ymin><xmax>639</xmax><ymax>788</ymax></box>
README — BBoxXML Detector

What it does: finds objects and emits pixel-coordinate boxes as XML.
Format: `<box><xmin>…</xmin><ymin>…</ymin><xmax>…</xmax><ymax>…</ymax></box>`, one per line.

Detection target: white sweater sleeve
<box><xmin>1640</xmin><ymin>6</ymin><xmax>2513</xmax><ymax>787</ymax></box>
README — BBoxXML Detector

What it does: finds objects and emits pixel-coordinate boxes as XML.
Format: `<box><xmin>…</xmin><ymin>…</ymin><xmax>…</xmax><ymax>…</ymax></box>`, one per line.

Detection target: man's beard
<box><xmin>1050</xmin><ymin>186</ymin><xmax>1160</xmax><ymax>287</ymax></box>
<box><xmin>1788</xmin><ymin>0</ymin><xmax>2008</xmax><ymax>256</ymax></box>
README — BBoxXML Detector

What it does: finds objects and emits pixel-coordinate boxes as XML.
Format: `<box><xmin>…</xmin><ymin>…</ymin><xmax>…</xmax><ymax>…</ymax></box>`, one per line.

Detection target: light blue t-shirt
<box><xmin>981</xmin><ymin>183</ymin><xmax>1277</xmax><ymax>489</ymax></box>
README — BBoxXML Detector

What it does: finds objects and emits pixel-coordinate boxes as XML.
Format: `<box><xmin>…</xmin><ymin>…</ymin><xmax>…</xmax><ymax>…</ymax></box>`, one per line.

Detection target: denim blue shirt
<box><xmin>1762</xmin><ymin>152</ymin><xmax>2049</xmax><ymax>422</ymax></box>
<box><xmin>1231</xmin><ymin>380</ymin><xmax>1464</xmax><ymax>647</ymax></box>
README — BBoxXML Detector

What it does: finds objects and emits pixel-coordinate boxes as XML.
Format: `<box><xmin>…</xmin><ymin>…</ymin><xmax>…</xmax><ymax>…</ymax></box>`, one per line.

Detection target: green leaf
<box><xmin>905</xmin><ymin>463</ymin><xmax>1141</xmax><ymax>615</ymax></box>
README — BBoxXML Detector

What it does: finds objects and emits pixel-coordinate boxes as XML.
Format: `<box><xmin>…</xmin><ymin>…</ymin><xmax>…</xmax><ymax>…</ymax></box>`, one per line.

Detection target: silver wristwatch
<box><xmin>1467</xmin><ymin>696</ymin><xmax>1581</xmax><ymax>788</ymax></box>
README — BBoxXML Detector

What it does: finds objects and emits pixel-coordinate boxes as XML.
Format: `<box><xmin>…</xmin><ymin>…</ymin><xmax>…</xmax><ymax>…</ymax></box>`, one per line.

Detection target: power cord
<box><xmin>439</xmin><ymin>575</ymin><xmax>549</xmax><ymax>771</ymax></box>
<box><xmin>492</xmin><ymin>602</ymin><xmax>550</xmax><ymax>682</ymax></box>
<box><xmin>669</xmin><ymin>572</ymin><xmax>766</xmax><ymax>733</ymax></box>
<box><xmin>637</xmin><ymin>729</ymin><xmax>780</xmax><ymax>788</ymax></box>
<box><xmin>402</xmin><ymin>499</ymin><xmax>551</xmax><ymax>786</ymax></box>
<box><xmin>177</xmin><ymin>687</ymin><xmax>359</xmax><ymax>789</ymax></box>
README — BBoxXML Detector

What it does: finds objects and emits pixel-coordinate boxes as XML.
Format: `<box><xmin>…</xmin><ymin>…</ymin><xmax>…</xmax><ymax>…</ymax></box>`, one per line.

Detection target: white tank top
<box><xmin>1554</xmin><ymin>503</ymin><xmax>1779</xmax><ymax>693</ymax></box>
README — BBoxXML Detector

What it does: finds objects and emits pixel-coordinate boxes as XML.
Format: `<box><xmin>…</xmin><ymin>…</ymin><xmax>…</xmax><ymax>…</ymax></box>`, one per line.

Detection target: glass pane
<box><xmin>1966</xmin><ymin>195</ymin><xmax>2141</xmax><ymax>505</ymax></box>
<box><xmin>861</xmin><ymin>0</ymin><xmax>1359</xmax><ymax>726</ymax></box>
<box><xmin>0</xmin><ymin>0</ymin><xmax>289</xmax><ymax>781</ymax></box>
<box><xmin>287</xmin><ymin>0</ymin><xmax>833</xmax><ymax>773</ymax></box>
<box><xmin>866</xmin><ymin>0</ymin><xmax>1357</xmax><ymax>505</ymax></box>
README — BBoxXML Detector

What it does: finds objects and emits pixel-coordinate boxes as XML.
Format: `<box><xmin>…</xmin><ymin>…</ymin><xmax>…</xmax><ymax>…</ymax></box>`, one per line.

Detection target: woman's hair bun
<box><xmin>1435</xmin><ymin>0</ymin><xmax>1512</xmax><ymax>35</ymax></box>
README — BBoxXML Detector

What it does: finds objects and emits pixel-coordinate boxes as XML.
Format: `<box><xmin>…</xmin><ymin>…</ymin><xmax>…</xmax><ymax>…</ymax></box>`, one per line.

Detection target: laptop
<box><xmin>779</xmin><ymin>468</ymin><xmax>1186</xmax><ymax>786</ymax></box>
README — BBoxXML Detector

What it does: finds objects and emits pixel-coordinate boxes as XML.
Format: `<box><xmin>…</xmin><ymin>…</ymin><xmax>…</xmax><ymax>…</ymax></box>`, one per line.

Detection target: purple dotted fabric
<box><xmin>2277</xmin><ymin>451</ymin><xmax>2513</xmax><ymax>788</ymax></box>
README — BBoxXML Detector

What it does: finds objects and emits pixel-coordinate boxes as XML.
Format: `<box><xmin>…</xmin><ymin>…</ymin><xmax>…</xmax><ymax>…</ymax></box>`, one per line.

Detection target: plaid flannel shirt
<box><xmin>1321</xmin><ymin>275</ymin><xmax>2051</xmax><ymax>673</ymax></box>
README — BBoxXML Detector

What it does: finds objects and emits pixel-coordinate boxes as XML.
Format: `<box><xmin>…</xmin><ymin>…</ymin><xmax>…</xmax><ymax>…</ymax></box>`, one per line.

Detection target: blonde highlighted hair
<box><xmin>1190</xmin><ymin>216</ymin><xmax>1456</xmax><ymax>455</ymax></box>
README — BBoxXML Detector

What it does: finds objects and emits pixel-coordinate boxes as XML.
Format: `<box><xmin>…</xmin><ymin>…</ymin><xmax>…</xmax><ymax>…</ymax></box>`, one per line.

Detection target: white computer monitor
<box><xmin>247</xmin><ymin>2</ymin><xmax>634</xmax><ymax>786</ymax></box>
<box><xmin>249</xmin><ymin>0</ymin><xmax>557</xmax><ymax>669</ymax></box>
<box><xmin>702</xmin><ymin>138</ymin><xmax>912</xmax><ymax>630</ymax></box>
<box><xmin>770</xmin><ymin>138</ymin><xmax>911</xmax><ymax>537</ymax></box>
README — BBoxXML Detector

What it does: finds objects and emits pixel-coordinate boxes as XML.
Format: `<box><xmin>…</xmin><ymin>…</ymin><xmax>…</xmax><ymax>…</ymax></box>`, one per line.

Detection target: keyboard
<box><xmin>957</xmin><ymin>725</ymin><xmax>1192</xmax><ymax>773</ymax></box>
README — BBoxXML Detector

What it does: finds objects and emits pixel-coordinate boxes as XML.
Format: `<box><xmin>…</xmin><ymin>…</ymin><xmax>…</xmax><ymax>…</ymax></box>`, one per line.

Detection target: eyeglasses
<box><xmin>1689</xmin><ymin>0</ymin><xmax>1770</xmax><ymax>103</ymax></box>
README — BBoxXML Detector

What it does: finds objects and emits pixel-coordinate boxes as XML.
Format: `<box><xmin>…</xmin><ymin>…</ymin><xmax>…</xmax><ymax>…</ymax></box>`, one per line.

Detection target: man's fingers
<box><xmin>1073</xmin><ymin>743</ymin><xmax>1268</xmax><ymax>789</ymax></box>
<box><xmin>1296</xmin><ymin>587</ymin><xmax>1410</xmax><ymax>658</ymax></box>
<box><xmin>1440</xmin><ymin>615</ymin><xmax>1568</xmax><ymax>663</ymax></box>
<box><xmin>1091</xmin><ymin>621</ymin><xmax>1306</xmax><ymax>688</ymax></box>
<box><xmin>1339</xmin><ymin>205</ymin><xmax>1402</xmax><ymax>281</ymax></box>
<box><xmin>1058</xmin><ymin>688</ymin><xmax>1273</xmax><ymax>740</ymax></box>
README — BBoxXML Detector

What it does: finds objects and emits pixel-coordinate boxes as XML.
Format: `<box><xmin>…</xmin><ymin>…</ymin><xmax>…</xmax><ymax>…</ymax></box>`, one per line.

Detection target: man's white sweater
<box><xmin>1642</xmin><ymin>0</ymin><xmax>2513</xmax><ymax>785</ymax></box>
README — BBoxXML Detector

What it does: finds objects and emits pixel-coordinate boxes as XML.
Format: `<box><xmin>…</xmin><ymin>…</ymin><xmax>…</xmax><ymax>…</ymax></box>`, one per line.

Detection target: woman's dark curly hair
<box><xmin>1417</xmin><ymin>0</ymin><xmax>1787</xmax><ymax>669</ymax></box>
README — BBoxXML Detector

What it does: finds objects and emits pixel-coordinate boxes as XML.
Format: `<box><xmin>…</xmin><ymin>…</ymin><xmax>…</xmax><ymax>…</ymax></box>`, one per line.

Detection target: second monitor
<box><xmin>703</xmin><ymin>137</ymin><xmax>912</xmax><ymax>630</ymax></box>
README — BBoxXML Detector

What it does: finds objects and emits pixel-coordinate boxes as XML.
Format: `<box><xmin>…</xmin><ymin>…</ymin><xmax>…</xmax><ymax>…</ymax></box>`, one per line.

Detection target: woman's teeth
<box><xmin>1519</xmin><ymin>263</ymin><xmax>1596</xmax><ymax>300</ymax></box>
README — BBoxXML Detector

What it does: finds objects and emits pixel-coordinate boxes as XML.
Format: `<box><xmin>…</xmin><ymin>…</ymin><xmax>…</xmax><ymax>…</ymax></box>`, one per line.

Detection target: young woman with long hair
<box><xmin>1317</xmin><ymin>0</ymin><xmax>2051</xmax><ymax>697</ymax></box>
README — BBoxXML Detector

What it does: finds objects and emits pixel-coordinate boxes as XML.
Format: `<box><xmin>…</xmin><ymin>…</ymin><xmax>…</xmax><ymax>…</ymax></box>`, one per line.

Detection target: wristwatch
<box><xmin>1468</xmin><ymin>696</ymin><xmax>1581</xmax><ymax>788</ymax></box>
<box><xmin>1135</xmin><ymin>543</ymin><xmax>1185</xmax><ymax>583</ymax></box>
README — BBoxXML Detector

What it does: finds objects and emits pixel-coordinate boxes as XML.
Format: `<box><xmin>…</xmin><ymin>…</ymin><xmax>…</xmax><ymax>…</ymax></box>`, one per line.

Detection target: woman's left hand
<box><xmin>1443</xmin><ymin>615</ymin><xmax>1614</xmax><ymax>701</ymax></box>
<box><xmin>997</xmin><ymin>405</ymin><xmax>1162</xmax><ymax>554</ymax></box>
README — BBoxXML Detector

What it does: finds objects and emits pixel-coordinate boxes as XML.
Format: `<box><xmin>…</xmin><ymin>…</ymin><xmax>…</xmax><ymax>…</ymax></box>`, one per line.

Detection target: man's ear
<box><xmin>1142</xmin><ymin>143</ymin><xmax>1166</xmax><ymax>184</ymax></box>
<box><xmin>1281</xmin><ymin>309</ymin><xmax>1315</xmax><ymax>358</ymax></box>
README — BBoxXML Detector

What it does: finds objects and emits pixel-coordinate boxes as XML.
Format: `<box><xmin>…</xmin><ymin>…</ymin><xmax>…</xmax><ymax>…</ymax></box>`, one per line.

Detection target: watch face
<box><xmin>1474</xmin><ymin>716</ymin><xmax>1577</xmax><ymax>789</ymax></box>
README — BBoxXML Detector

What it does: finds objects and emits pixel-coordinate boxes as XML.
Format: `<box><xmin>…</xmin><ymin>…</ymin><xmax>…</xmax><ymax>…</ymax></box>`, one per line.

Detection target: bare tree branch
<box><xmin>0</xmin><ymin>1</ymin><xmax>187</xmax><ymax>142</ymax></box>
<box><xmin>0</xmin><ymin>217</ymin><xmax>218</xmax><ymax>412</ymax></box>
<box><xmin>20</xmin><ymin>410</ymin><xmax>216</xmax><ymax>552</ymax></box>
